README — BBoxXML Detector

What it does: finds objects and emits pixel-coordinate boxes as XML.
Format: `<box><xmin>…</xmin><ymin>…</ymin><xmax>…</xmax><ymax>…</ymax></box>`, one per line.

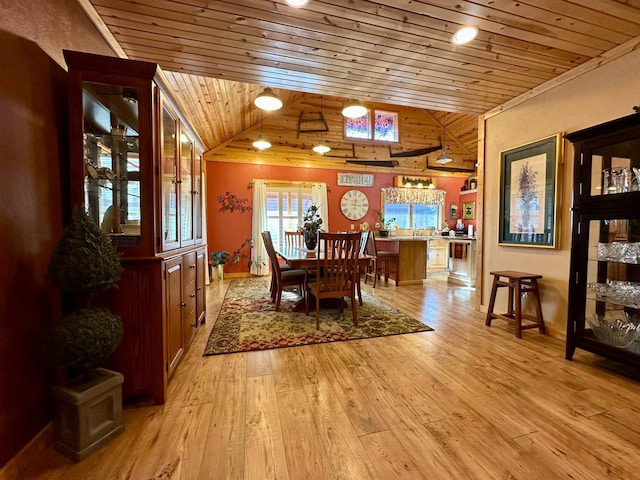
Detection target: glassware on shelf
<box><xmin>588</xmin><ymin>280</ymin><xmax>640</xmax><ymax>308</ymax></box>
<box><xmin>587</xmin><ymin>311</ymin><xmax>640</xmax><ymax>348</ymax></box>
<box><xmin>596</xmin><ymin>242</ymin><xmax>640</xmax><ymax>263</ymax></box>
<box><xmin>633</xmin><ymin>167</ymin><xmax>640</xmax><ymax>191</ymax></box>
<box><xmin>604</xmin><ymin>168</ymin><xmax>631</xmax><ymax>194</ymax></box>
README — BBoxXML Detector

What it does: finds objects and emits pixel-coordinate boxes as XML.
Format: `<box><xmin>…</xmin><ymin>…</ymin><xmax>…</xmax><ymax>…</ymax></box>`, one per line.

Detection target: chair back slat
<box><xmin>315</xmin><ymin>232</ymin><xmax>361</xmax><ymax>292</ymax></box>
<box><xmin>285</xmin><ymin>231</ymin><xmax>304</xmax><ymax>248</ymax></box>
<box><xmin>262</xmin><ymin>231</ymin><xmax>279</xmax><ymax>272</ymax></box>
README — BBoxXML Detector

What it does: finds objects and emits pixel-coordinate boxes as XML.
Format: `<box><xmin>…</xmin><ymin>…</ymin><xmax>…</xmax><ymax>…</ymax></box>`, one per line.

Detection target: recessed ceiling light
<box><xmin>451</xmin><ymin>26</ymin><xmax>478</xmax><ymax>45</ymax></box>
<box><xmin>285</xmin><ymin>0</ymin><xmax>309</xmax><ymax>7</ymax></box>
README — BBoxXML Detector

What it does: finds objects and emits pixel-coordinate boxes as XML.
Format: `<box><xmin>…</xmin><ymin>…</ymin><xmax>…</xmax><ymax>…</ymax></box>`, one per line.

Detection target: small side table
<box><xmin>485</xmin><ymin>270</ymin><xmax>545</xmax><ymax>338</ymax></box>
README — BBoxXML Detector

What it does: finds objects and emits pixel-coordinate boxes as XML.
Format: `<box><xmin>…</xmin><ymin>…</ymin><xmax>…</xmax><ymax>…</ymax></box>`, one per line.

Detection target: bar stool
<box><xmin>485</xmin><ymin>270</ymin><xmax>545</xmax><ymax>338</ymax></box>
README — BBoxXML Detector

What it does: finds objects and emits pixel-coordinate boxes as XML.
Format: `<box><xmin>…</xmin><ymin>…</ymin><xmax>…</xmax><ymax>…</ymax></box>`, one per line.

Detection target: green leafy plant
<box><xmin>300</xmin><ymin>203</ymin><xmax>323</xmax><ymax>236</ymax></box>
<box><xmin>49</xmin><ymin>308</ymin><xmax>123</xmax><ymax>370</ymax></box>
<box><xmin>48</xmin><ymin>209</ymin><xmax>123</xmax><ymax>375</ymax></box>
<box><xmin>377</xmin><ymin>210</ymin><xmax>396</xmax><ymax>230</ymax></box>
<box><xmin>210</xmin><ymin>250</ymin><xmax>230</xmax><ymax>266</ymax></box>
<box><xmin>212</xmin><ymin>235</ymin><xmax>265</xmax><ymax>269</ymax></box>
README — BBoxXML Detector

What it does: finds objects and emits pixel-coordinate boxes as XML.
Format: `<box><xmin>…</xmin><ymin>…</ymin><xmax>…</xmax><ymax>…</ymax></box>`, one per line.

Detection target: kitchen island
<box><xmin>375</xmin><ymin>234</ymin><xmax>476</xmax><ymax>286</ymax></box>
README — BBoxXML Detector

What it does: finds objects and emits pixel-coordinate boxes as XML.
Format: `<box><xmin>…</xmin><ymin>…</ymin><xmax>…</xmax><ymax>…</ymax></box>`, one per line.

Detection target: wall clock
<box><xmin>340</xmin><ymin>189</ymin><xmax>369</xmax><ymax>220</ymax></box>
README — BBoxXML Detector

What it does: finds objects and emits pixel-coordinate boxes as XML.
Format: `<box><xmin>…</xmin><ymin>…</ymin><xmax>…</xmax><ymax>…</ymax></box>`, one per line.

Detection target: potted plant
<box><xmin>300</xmin><ymin>203</ymin><xmax>323</xmax><ymax>249</ymax></box>
<box><xmin>377</xmin><ymin>211</ymin><xmax>396</xmax><ymax>237</ymax></box>
<box><xmin>209</xmin><ymin>250</ymin><xmax>230</xmax><ymax>280</ymax></box>
<box><xmin>47</xmin><ymin>208</ymin><xmax>124</xmax><ymax>461</ymax></box>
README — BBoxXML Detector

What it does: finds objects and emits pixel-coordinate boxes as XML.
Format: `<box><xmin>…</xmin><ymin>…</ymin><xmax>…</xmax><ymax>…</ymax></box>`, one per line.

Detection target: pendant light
<box><xmin>341</xmin><ymin>99</ymin><xmax>367</xmax><ymax>118</ymax></box>
<box><xmin>253</xmin><ymin>112</ymin><xmax>271</xmax><ymax>150</ymax></box>
<box><xmin>254</xmin><ymin>87</ymin><xmax>283</xmax><ymax>111</ymax></box>
<box><xmin>451</xmin><ymin>26</ymin><xmax>478</xmax><ymax>45</ymax></box>
<box><xmin>436</xmin><ymin>112</ymin><xmax>453</xmax><ymax>165</ymax></box>
<box><xmin>285</xmin><ymin>0</ymin><xmax>309</xmax><ymax>6</ymax></box>
<box><xmin>313</xmin><ymin>95</ymin><xmax>331</xmax><ymax>154</ymax></box>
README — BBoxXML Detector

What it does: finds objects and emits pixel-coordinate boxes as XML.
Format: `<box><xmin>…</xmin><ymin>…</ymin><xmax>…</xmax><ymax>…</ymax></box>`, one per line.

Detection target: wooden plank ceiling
<box><xmin>86</xmin><ymin>0</ymin><xmax>640</xmax><ymax>174</ymax></box>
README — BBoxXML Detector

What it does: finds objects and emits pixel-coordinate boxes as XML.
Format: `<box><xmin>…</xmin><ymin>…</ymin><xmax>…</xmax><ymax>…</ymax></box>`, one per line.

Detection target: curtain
<box><xmin>311</xmin><ymin>182</ymin><xmax>329</xmax><ymax>232</ymax></box>
<box><xmin>382</xmin><ymin>187</ymin><xmax>445</xmax><ymax>205</ymax></box>
<box><xmin>250</xmin><ymin>179</ymin><xmax>269</xmax><ymax>276</ymax></box>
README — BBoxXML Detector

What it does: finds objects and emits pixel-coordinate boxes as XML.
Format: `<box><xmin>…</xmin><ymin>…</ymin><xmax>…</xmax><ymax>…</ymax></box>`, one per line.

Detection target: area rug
<box><xmin>203</xmin><ymin>278</ymin><xmax>433</xmax><ymax>355</ymax></box>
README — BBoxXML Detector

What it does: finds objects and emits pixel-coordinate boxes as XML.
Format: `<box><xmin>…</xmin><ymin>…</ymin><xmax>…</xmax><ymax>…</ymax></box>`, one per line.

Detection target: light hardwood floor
<box><xmin>3</xmin><ymin>277</ymin><xmax>640</xmax><ymax>479</ymax></box>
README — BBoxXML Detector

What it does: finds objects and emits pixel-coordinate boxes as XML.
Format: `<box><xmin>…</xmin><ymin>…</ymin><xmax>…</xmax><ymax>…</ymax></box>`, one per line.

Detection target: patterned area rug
<box><xmin>203</xmin><ymin>278</ymin><xmax>433</xmax><ymax>355</ymax></box>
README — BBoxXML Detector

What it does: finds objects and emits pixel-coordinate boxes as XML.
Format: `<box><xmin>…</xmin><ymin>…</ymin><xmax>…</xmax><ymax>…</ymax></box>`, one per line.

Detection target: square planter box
<box><xmin>52</xmin><ymin>367</ymin><xmax>124</xmax><ymax>461</ymax></box>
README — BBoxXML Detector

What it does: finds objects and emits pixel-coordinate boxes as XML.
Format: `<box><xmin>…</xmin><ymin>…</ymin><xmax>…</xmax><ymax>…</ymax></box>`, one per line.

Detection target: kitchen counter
<box><xmin>375</xmin><ymin>234</ymin><xmax>476</xmax><ymax>286</ymax></box>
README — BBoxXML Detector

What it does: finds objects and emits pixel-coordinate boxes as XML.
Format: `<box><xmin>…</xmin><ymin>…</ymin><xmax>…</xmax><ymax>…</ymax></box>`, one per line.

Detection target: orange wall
<box><xmin>206</xmin><ymin>161</ymin><xmax>467</xmax><ymax>273</ymax></box>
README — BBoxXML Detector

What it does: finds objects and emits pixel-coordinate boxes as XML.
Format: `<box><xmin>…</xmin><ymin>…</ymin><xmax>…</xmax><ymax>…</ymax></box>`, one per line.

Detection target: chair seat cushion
<box><xmin>282</xmin><ymin>269</ymin><xmax>307</xmax><ymax>281</ymax></box>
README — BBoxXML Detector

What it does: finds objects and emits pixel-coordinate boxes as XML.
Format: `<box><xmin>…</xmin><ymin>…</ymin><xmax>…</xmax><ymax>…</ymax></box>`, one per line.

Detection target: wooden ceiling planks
<box><xmin>87</xmin><ymin>0</ymin><xmax>640</xmax><ymax>173</ymax></box>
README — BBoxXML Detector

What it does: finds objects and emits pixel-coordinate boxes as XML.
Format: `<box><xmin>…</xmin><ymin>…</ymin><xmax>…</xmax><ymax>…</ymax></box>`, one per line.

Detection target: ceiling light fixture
<box><xmin>253</xmin><ymin>112</ymin><xmax>271</xmax><ymax>150</ymax></box>
<box><xmin>313</xmin><ymin>95</ymin><xmax>331</xmax><ymax>154</ymax></box>
<box><xmin>451</xmin><ymin>26</ymin><xmax>478</xmax><ymax>45</ymax></box>
<box><xmin>435</xmin><ymin>151</ymin><xmax>452</xmax><ymax>164</ymax></box>
<box><xmin>254</xmin><ymin>87</ymin><xmax>283</xmax><ymax>111</ymax></box>
<box><xmin>285</xmin><ymin>0</ymin><xmax>310</xmax><ymax>6</ymax></box>
<box><xmin>341</xmin><ymin>99</ymin><xmax>367</xmax><ymax>118</ymax></box>
<box><xmin>436</xmin><ymin>112</ymin><xmax>453</xmax><ymax>164</ymax></box>
<box><xmin>253</xmin><ymin>135</ymin><xmax>272</xmax><ymax>150</ymax></box>
<box><xmin>312</xmin><ymin>141</ymin><xmax>331</xmax><ymax>154</ymax></box>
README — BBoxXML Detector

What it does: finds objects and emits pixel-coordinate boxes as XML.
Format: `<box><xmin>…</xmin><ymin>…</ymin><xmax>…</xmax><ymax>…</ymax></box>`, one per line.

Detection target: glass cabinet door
<box><xmin>82</xmin><ymin>81</ymin><xmax>141</xmax><ymax>244</ymax></box>
<box><xmin>584</xmin><ymin>218</ymin><xmax>640</xmax><ymax>352</ymax></box>
<box><xmin>586</xmin><ymin>137</ymin><xmax>640</xmax><ymax>198</ymax></box>
<box><xmin>194</xmin><ymin>149</ymin><xmax>203</xmax><ymax>242</ymax></box>
<box><xmin>180</xmin><ymin>131</ymin><xmax>194</xmax><ymax>245</ymax></box>
<box><xmin>161</xmin><ymin>101</ymin><xmax>179</xmax><ymax>251</ymax></box>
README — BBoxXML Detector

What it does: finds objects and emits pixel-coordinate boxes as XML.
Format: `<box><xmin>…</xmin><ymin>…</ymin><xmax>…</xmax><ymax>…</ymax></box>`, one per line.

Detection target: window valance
<box><xmin>382</xmin><ymin>187</ymin><xmax>445</xmax><ymax>205</ymax></box>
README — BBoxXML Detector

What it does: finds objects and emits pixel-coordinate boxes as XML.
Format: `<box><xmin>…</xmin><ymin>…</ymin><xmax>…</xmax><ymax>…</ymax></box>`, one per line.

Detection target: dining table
<box><xmin>274</xmin><ymin>246</ymin><xmax>375</xmax><ymax>311</ymax></box>
<box><xmin>275</xmin><ymin>246</ymin><xmax>374</xmax><ymax>270</ymax></box>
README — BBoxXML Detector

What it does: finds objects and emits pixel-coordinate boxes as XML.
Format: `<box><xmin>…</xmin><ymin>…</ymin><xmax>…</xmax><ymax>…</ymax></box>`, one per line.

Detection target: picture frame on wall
<box><xmin>499</xmin><ymin>134</ymin><xmax>562</xmax><ymax>248</ymax></box>
<box><xmin>463</xmin><ymin>201</ymin><xmax>475</xmax><ymax>220</ymax></box>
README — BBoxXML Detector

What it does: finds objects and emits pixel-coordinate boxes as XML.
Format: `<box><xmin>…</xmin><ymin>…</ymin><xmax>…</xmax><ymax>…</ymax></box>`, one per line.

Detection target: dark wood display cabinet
<box><xmin>64</xmin><ymin>51</ymin><xmax>207</xmax><ymax>404</ymax></box>
<box><xmin>566</xmin><ymin>113</ymin><xmax>640</xmax><ymax>368</ymax></box>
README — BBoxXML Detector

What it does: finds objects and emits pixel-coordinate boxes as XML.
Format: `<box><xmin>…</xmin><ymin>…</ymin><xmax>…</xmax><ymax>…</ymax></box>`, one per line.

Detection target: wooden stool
<box><xmin>485</xmin><ymin>270</ymin><xmax>545</xmax><ymax>338</ymax></box>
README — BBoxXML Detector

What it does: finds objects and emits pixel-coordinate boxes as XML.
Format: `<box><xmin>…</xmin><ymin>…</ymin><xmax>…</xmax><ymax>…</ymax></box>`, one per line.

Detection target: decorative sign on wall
<box><xmin>395</xmin><ymin>175</ymin><xmax>436</xmax><ymax>189</ymax></box>
<box><xmin>337</xmin><ymin>173</ymin><xmax>374</xmax><ymax>187</ymax></box>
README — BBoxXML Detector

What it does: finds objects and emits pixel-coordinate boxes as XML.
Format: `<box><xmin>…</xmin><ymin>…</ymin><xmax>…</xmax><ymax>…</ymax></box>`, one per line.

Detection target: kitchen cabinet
<box><xmin>64</xmin><ymin>50</ymin><xmax>207</xmax><ymax>403</ymax></box>
<box><xmin>566</xmin><ymin>113</ymin><xmax>640</xmax><ymax>367</ymax></box>
<box><xmin>427</xmin><ymin>239</ymin><xmax>448</xmax><ymax>272</ymax></box>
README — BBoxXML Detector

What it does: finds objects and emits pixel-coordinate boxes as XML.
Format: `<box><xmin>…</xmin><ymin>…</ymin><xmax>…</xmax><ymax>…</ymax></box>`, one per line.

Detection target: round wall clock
<box><xmin>340</xmin><ymin>189</ymin><xmax>369</xmax><ymax>220</ymax></box>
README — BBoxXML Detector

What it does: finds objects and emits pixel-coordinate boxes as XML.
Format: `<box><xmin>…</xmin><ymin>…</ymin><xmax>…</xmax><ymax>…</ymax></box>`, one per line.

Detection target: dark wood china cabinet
<box><xmin>64</xmin><ymin>51</ymin><xmax>206</xmax><ymax>404</ymax></box>
<box><xmin>566</xmin><ymin>113</ymin><xmax>640</xmax><ymax>368</ymax></box>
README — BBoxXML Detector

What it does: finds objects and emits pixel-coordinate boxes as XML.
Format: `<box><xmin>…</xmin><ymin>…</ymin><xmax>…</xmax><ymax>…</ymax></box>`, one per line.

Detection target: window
<box><xmin>382</xmin><ymin>188</ymin><xmax>445</xmax><ymax>230</ymax></box>
<box><xmin>345</xmin><ymin>109</ymin><xmax>398</xmax><ymax>142</ymax></box>
<box><xmin>374</xmin><ymin>110</ymin><xmax>398</xmax><ymax>142</ymax></box>
<box><xmin>266</xmin><ymin>186</ymin><xmax>313</xmax><ymax>248</ymax></box>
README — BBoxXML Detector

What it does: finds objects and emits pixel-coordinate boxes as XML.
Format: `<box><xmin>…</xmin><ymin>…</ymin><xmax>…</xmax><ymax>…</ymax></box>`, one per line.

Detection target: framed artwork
<box><xmin>499</xmin><ymin>134</ymin><xmax>561</xmax><ymax>248</ymax></box>
<box><xmin>463</xmin><ymin>201</ymin><xmax>475</xmax><ymax>219</ymax></box>
<box><xmin>449</xmin><ymin>202</ymin><xmax>458</xmax><ymax>220</ymax></box>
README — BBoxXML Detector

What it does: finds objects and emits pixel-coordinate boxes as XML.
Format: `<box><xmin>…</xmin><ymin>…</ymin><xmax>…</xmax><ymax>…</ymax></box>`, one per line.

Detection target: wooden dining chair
<box><xmin>355</xmin><ymin>231</ymin><xmax>369</xmax><ymax>305</ymax></box>
<box><xmin>363</xmin><ymin>231</ymin><xmax>378</xmax><ymax>287</ymax></box>
<box><xmin>364</xmin><ymin>231</ymin><xmax>399</xmax><ymax>286</ymax></box>
<box><xmin>285</xmin><ymin>230</ymin><xmax>305</xmax><ymax>248</ymax></box>
<box><xmin>305</xmin><ymin>232</ymin><xmax>361</xmax><ymax>329</ymax></box>
<box><xmin>262</xmin><ymin>231</ymin><xmax>307</xmax><ymax>311</ymax></box>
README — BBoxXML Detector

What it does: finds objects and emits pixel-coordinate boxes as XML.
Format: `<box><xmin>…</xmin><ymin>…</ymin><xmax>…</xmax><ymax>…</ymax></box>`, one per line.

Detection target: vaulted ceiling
<box><xmin>83</xmin><ymin>0</ymin><xmax>640</xmax><ymax>174</ymax></box>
